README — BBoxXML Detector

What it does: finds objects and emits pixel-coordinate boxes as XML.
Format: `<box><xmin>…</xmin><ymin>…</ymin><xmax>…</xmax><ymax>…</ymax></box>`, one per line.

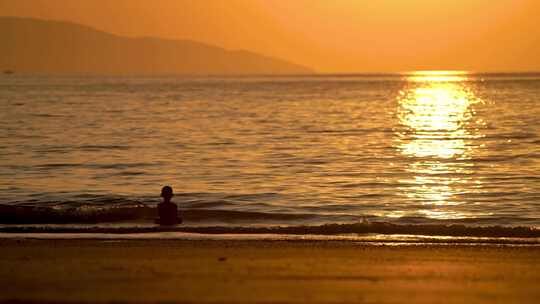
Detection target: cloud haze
<box><xmin>1</xmin><ymin>0</ymin><xmax>538</xmax><ymax>72</ymax></box>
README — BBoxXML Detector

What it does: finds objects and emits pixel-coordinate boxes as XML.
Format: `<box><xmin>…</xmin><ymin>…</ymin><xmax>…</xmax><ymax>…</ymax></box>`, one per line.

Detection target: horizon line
<box><xmin>3</xmin><ymin>71</ymin><xmax>540</xmax><ymax>77</ymax></box>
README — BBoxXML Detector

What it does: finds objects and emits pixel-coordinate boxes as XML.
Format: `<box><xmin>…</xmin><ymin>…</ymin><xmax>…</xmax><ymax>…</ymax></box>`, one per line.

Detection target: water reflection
<box><xmin>396</xmin><ymin>72</ymin><xmax>485</xmax><ymax>219</ymax></box>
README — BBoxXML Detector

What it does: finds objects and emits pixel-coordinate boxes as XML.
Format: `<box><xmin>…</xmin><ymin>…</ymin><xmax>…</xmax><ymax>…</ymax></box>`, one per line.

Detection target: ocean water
<box><xmin>1</xmin><ymin>73</ymin><xmax>539</xmax><ymax>237</ymax></box>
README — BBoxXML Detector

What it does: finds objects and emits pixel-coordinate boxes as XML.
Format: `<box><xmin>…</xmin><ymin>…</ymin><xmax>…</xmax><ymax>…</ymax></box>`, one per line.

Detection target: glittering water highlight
<box><xmin>1</xmin><ymin>72</ymin><xmax>539</xmax><ymax>235</ymax></box>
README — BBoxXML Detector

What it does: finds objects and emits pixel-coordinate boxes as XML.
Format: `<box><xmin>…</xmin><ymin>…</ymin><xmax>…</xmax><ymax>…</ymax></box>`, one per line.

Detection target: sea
<box><xmin>1</xmin><ymin>72</ymin><xmax>539</xmax><ymax>241</ymax></box>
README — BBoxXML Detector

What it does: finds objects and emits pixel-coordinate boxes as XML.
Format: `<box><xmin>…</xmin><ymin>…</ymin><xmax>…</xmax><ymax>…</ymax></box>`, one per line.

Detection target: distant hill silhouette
<box><xmin>0</xmin><ymin>17</ymin><xmax>313</xmax><ymax>75</ymax></box>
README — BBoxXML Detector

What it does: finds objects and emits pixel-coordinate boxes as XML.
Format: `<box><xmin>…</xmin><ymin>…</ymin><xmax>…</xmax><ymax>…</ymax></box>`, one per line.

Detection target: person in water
<box><xmin>157</xmin><ymin>186</ymin><xmax>182</xmax><ymax>225</ymax></box>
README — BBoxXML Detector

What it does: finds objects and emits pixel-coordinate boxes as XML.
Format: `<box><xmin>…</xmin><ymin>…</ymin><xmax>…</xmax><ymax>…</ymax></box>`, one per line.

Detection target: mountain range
<box><xmin>0</xmin><ymin>17</ymin><xmax>313</xmax><ymax>75</ymax></box>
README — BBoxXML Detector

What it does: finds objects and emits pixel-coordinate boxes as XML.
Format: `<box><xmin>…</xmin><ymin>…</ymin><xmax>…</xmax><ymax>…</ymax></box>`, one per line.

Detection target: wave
<box><xmin>1</xmin><ymin>222</ymin><xmax>539</xmax><ymax>239</ymax></box>
<box><xmin>0</xmin><ymin>203</ymin><xmax>152</xmax><ymax>224</ymax></box>
<box><xmin>0</xmin><ymin>203</ymin><xmax>319</xmax><ymax>224</ymax></box>
<box><xmin>1</xmin><ymin>201</ymin><xmax>539</xmax><ymax>227</ymax></box>
<box><xmin>1</xmin><ymin>204</ymin><xmax>539</xmax><ymax>238</ymax></box>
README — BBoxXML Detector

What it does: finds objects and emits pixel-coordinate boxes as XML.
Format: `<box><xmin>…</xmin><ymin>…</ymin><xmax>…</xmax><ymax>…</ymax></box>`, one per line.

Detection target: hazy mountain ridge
<box><xmin>0</xmin><ymin>17</ymin><xmax>313</xmax><ymax>75</ymax></box>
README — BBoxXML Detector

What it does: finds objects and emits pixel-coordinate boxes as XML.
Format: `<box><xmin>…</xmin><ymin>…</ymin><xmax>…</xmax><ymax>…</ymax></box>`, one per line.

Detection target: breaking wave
<box><xmin>1</xmin><ymin>203</ymin><xmax>539</xmax><ymax>239</ymax></box>
<box><xmin>1</xmin><ymin>222</ymin><xmax>539</xmax><ymax>239</ymax></box>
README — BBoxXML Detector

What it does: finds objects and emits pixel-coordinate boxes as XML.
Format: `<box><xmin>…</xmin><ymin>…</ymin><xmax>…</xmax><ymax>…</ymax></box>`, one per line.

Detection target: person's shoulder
<box><xmin>164</xmin><ymin>202</ymin><xmax>177</xmax><ymax>208</ymax></box>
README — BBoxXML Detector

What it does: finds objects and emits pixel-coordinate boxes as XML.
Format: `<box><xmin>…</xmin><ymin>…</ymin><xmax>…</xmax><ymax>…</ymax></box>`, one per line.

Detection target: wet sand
<box><xmin>1</xmin><ymin>239</ymin><xmax>539</xmax><ymax>303</ymax></box>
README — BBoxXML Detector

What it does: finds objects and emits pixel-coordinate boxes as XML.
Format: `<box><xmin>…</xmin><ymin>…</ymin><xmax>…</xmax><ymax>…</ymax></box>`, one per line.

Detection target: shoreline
<box><xmin>2</xmin><ymin>239</ymin><xmax>539</xmax><ymax>303</ymax></box>
<box><xmin>1</xmin><ymin>232</ymin><xmax>540</xmax><ymax>246</ymax></box>
<box><xmin>1</xmin><ymin>221</ymin><xmax>539</xmax><ymax>239</ymax></box>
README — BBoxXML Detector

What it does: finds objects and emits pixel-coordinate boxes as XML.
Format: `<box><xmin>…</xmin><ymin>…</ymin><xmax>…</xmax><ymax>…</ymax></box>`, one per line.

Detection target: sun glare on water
<box><xmin>395</xmin><ymin>71</ymin><xmax>487</xmax><ymax>219</ymax></box>
<box><xmin>406</xmin><ymin>70</ymin><xmax>470</xmax><ymax>83</ymax></box>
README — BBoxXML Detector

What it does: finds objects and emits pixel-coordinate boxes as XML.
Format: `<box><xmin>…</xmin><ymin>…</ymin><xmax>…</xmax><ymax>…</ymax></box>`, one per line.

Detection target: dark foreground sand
<box><xmin>0</xmin><ymin>239</ymin><xmax>539</xmax><ymax>304</ymax></box>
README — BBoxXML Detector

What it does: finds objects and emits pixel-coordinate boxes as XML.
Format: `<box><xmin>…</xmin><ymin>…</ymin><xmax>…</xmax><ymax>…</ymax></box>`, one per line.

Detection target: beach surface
<box><xmin>0</xmin><ymin>239</ymin><xmax>539</xmax><ymax>304</ymax></box>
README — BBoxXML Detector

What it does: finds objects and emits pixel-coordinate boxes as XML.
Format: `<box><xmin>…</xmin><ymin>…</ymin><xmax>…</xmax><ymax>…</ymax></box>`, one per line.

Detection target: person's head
<box><xmin>161</xmin><ymin>186</ymin><xmax>173</xmax><ymax>201</ymax></box>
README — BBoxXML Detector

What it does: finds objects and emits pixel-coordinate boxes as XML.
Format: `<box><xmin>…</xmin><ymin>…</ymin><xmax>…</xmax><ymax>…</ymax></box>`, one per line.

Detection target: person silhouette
<box><xmin>156</xmin><ymin>186</ymin><xmax>182</xmax><ymax>225</ymax></box>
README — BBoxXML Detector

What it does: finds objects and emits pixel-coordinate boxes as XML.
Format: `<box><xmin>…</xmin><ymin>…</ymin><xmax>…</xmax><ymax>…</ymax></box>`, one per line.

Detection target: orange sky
<box><xmin>1</xmin><ymin>0</ymin><xmax>539</xmax><ymax>73</ymax></box>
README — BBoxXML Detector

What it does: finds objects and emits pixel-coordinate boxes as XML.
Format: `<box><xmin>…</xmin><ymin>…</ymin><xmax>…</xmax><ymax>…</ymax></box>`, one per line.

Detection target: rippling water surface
<box><xmin>1</xmin><ymin>73</ymin><xmax>539</xmax><ymax>231</ymax></box>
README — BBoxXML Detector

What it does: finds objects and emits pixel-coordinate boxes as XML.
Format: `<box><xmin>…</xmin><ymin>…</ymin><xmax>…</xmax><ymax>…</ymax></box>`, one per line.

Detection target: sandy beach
<box><xmin>0</xmin><ymin>239</ymin><xmax>539</xmax><ymax>304</ymax></box>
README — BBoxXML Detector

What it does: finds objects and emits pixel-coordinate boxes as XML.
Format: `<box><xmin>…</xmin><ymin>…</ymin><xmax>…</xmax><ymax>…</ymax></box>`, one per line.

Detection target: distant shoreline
<box><xmin>1</xmin><ymin>16</ymin><xmax>313</xmax><ymax>75</ymax></box>
<box><xmin>3</xmin><ymin>71</ymin><xmax>540</xmax><ymax>77</ymax></box>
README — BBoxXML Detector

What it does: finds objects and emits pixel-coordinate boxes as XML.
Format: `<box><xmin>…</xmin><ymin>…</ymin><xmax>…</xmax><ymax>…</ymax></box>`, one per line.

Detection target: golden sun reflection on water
<box><xmin>396</xmin><ymin>72</ymin><xmax>486</xmax><ymax>220</ymax></box>
<box><xmin>406</xmin><ymin>70</ymin><xmax>469</xmax><ymax>83</ymax></box>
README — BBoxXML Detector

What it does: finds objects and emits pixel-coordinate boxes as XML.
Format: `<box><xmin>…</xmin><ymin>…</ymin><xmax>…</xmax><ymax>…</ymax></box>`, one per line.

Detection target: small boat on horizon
<box><xmin>3</xmin><ymin>70</ymin><xmax>15</xmax><ymax>75</ymax></box>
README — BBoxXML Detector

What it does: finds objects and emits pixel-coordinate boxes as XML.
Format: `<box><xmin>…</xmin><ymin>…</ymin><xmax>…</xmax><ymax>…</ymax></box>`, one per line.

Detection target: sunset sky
<box><xmin>1</xmin><ymin>0</ymin><xmax>539</xmax><ymax>73</ymax></box>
